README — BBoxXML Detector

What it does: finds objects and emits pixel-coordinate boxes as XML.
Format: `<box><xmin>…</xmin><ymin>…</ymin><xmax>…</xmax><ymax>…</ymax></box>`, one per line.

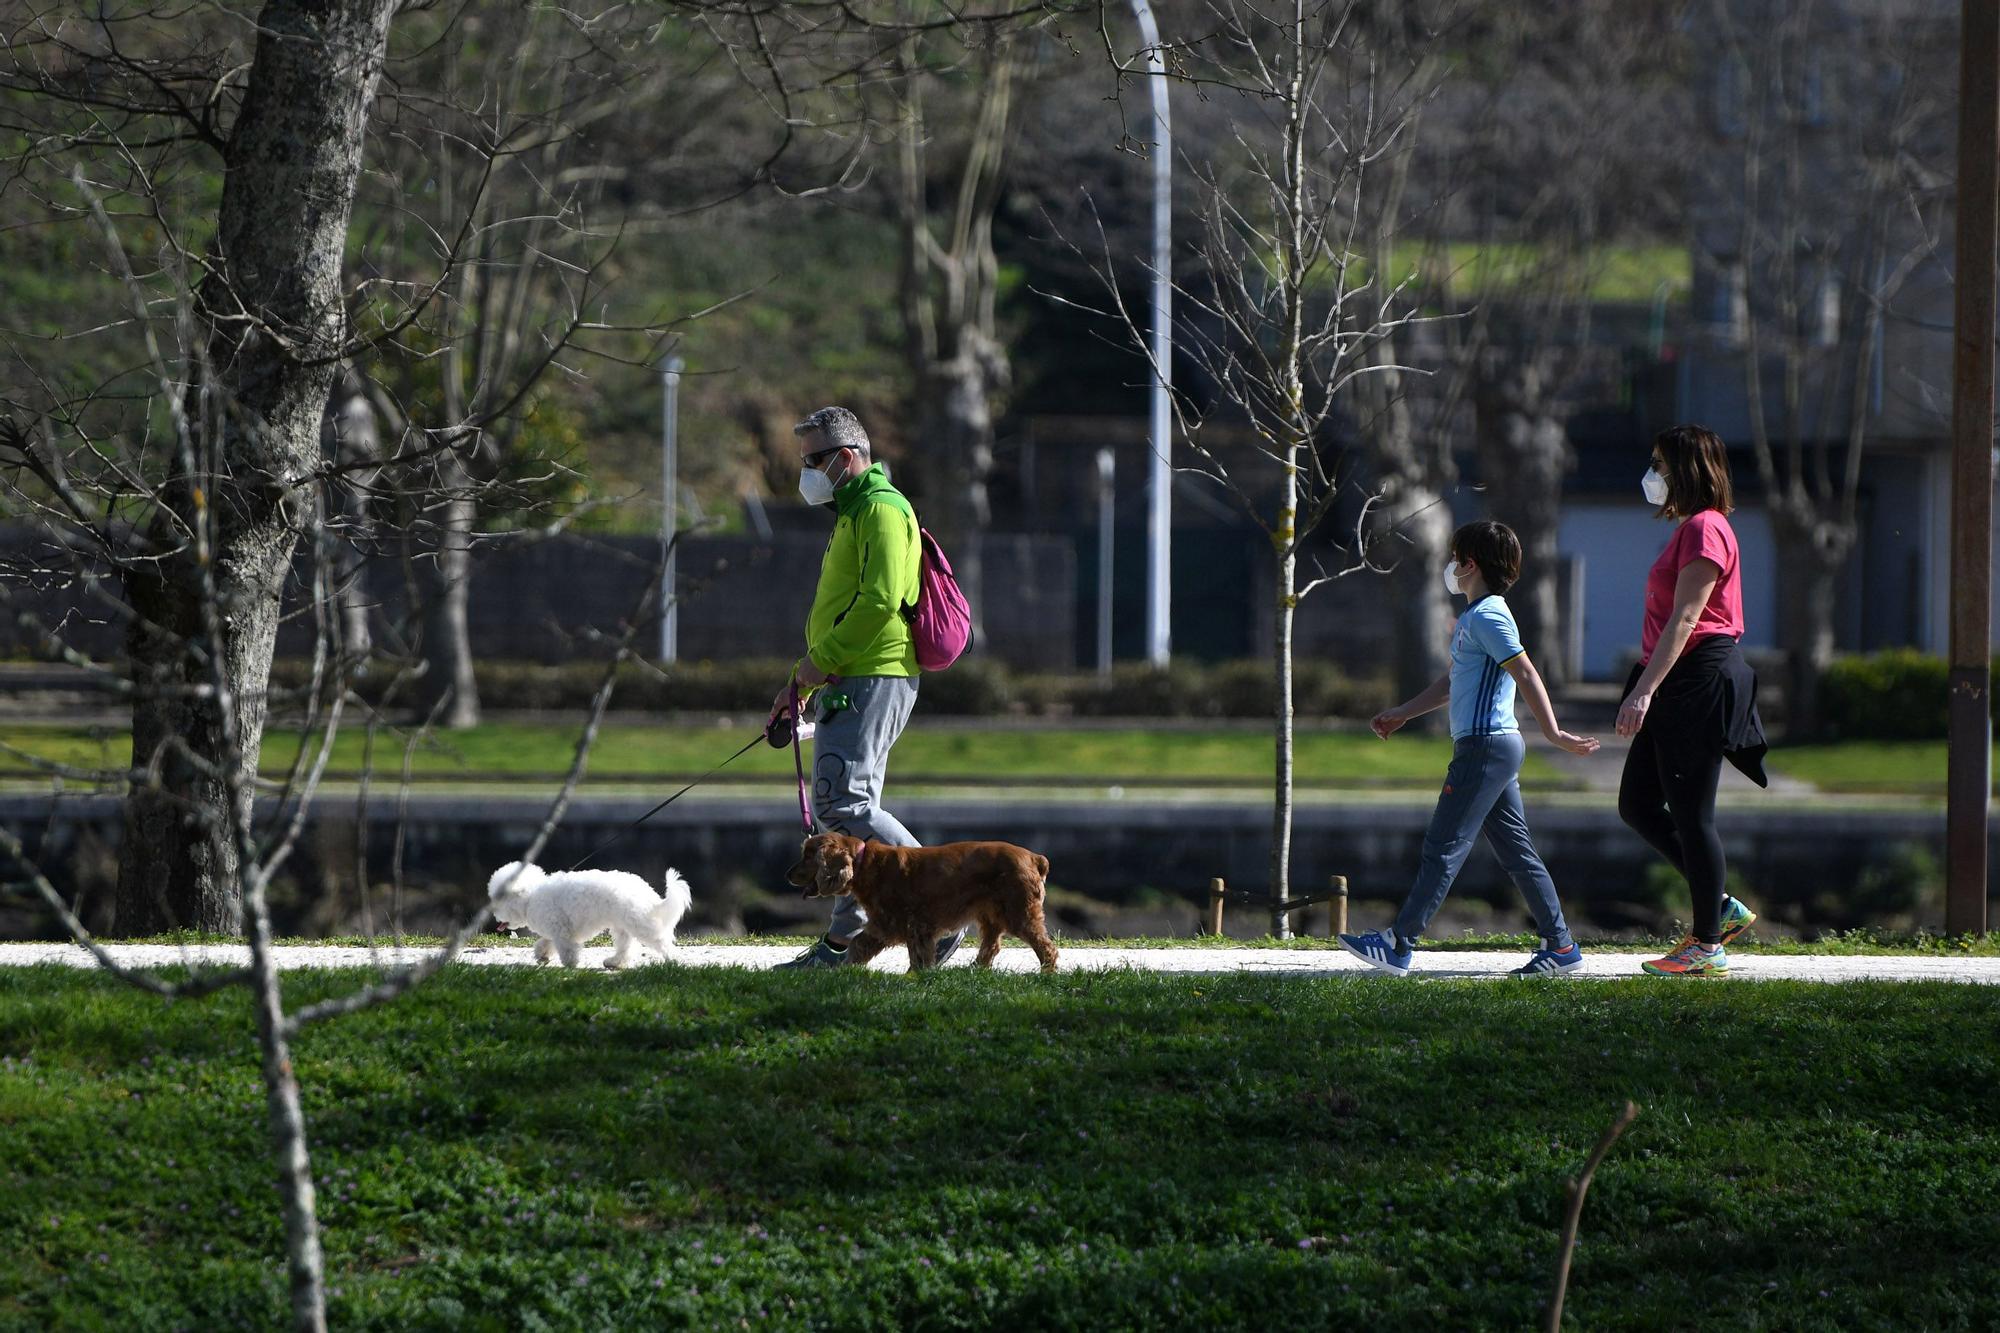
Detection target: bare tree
<box><xmin>1077</xmin><ymin>0</ymin><xmax>1439</xmax><ymax>931</ymax></box>
<box><xmin>358</xmin><ymin>0</ymin><xmax>1027</xmax><ymax>723</ymax></box>
<box><xmin>0</xmin><ymin>1</ymin><xmax>400</xmax><ymax>934</ymax></box>
<box><xmin>889</xmin><ymin>26</ymin><xmax>1024</xmax><ymax>627</ymax></box>
<box><xmin>352</xmin><ymin>5</ymin><xmax>704</xmax><ymax>729</ymax></box>
<box><xmin>0</xmin><ymin>2</ymin><xmax>1074</xmax><ymax>1326</ymax></box>
<box><xmin>322</xmin><ymin>365</ymin><xmax>381</xmax><ymax>664</ymax></box>
<box><xmin>1692</xmin><ymin>0</ymin><xmax>1952</xmax><ymax>729</ymax></box>
<box><xmin>1433</xmin><ymin>0</ymin><xmax>1688</xmax><ymax>689</ymax></box>
<box><xmin>0</xmin><ymin>38</ymin><xmax>669</xmax><ymax>1305</ymax></box>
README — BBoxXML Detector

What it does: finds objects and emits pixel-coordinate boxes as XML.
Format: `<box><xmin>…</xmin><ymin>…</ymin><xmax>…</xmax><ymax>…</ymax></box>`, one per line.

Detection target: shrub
<box><xmin>1205</xmin><ymin>659</ymin><xmax>1276</xmax><ymax>716</ymax></box>
<box><xmin>1295</xmin><ymin>659</ymin><xmax>1384</xmax><ymax>719</ymax></box>
<box><xmin>1816</xmin><ymin>649</ymin><xmax>2000</xmax><ymax>740</ymax></box>
<box><xmin>911</xmin><ymin>655</ymin><xmax>1014</xmax><ymax>715</ymax></box>
<box><xmin>1846</xmin><ymin>841</ymin><xmax>1942</xmax><ymax>924</ymax></box>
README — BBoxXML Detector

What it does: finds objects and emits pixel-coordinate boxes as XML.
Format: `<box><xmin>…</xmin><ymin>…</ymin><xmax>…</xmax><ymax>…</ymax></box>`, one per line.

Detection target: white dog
<box><xmin>486</xmin><ymin>861</ymin><xmax>691</xmax><ymax>970</ymax></box>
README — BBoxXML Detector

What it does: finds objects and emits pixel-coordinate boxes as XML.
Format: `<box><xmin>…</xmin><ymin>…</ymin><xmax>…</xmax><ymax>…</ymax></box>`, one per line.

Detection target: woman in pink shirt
<box><xmin>1616</xmin><ymin>425</ymin><xmax>1769</xmax><ymax>977</ymax></box>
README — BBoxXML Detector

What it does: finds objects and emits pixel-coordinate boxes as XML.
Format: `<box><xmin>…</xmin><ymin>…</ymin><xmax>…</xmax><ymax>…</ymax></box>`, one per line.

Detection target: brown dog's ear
<box><xmin>814</xmin><ymin>837</ymin><xmax>854</xmax><ymax>899</ymax></box>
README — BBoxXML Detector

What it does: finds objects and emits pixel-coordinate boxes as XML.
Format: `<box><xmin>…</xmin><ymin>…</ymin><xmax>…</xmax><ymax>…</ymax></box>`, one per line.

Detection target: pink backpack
<box><xmin>908</xmin><ymin>528</ymin><xmax>972</xmax><ymax>671</ymax></box>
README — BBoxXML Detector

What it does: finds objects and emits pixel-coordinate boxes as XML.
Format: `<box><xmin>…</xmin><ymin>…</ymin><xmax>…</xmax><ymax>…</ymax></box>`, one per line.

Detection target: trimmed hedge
<box><xmin>271</xmin><ymin>656</ymin><xmax>1387</xmax><ymax>720</ymax></box>
<box><xmin>1820</xmin><ymin>649</ymin><xmax>2000</xmax><ymax>740</ymax></box>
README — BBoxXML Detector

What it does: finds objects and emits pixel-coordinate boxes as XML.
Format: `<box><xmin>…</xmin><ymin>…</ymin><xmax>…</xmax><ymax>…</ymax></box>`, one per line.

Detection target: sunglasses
<box><xmin>803</xmin><ymin>446</ymin><xmax>845</xmax><ymax>468</ymax></box>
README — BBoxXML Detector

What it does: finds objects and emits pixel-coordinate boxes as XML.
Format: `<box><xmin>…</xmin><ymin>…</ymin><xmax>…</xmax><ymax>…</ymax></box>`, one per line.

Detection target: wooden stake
<box><xmin>1329</xmin><ymin>875</ymin><xmax>1348</xmax><ymax>937</ymax></box>
<box><xmin>1206</xmin><ymin>878</ymin><xmax>1226</xmax><ymax>936</ymax></box>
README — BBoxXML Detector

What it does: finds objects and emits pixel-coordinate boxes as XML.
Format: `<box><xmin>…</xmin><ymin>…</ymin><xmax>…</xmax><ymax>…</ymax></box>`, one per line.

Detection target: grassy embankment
<box><xmin>1</xmin><ymin>966</ymin><xmax>1995</xmax><ymax>1329</ymax></box>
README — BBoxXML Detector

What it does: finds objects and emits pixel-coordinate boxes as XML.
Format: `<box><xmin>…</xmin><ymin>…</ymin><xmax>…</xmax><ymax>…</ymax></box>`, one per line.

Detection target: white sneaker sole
<box><xmin>1511</xmin><ymin>959</ymin><xmax>1585</xmax><ymax>978</ymax></box>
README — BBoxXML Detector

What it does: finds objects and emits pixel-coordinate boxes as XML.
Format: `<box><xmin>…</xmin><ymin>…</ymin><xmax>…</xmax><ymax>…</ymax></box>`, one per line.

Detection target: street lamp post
<box><xmin>660</xmin><ymin>356</ymin><xmax>684</xmax><ymax>664</ymax></box>
<box><xmin>1132</xmin><ymin>0</ymin><xmax>1173</xmax><ymax>666</ymax></box>
<box><xmin>1096</xmin><ymin>447</ymin><xmax>1116</xmax><ymax>676</ymax></box>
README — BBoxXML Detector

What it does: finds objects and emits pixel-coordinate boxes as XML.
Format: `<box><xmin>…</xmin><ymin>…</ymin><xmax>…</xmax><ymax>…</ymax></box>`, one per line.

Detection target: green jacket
<box><xmin>803</xmin><ymin>463</ymin><xmax>920</xmax><ymax>678</ymax></box>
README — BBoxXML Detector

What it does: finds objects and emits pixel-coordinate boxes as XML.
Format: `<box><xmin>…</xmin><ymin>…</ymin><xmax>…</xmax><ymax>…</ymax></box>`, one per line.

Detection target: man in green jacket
<box><xmin>773</xmin><ymin>406</ymin><xmax>964</xmax><ymax>969</ymax></box>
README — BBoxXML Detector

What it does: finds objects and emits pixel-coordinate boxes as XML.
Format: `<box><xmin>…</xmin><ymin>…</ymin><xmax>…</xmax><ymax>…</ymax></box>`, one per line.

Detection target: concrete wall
<box><xmin>4</xmin><ymin>792</ymin><xmax>1984</xmax><ymax>942</ymax></box>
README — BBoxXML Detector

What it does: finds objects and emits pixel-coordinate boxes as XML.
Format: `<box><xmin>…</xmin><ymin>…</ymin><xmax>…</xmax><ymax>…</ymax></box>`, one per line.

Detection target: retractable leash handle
<box><xmin>763</xmin><ymin>672</ymin><xmax>820</xmax><ymax>748</ymax></box>
<box><xmin>763</xmin><ymin>709</ymin><xmax>795</xmax><ymax>749</ymax></box>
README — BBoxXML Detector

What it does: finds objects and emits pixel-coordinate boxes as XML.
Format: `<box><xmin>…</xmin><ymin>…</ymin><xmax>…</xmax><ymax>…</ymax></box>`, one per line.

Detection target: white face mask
<box><xmin>798</xmin><ymin>453</ymin><xmax>848</xmax><ymax>506</ymax></box>
<box><xmin>1641</xmin><ymin>467</ymin><xmax>1669</xmax><ymax>507</ymax></box>
<box><xmin>1442</xmin><ymin>561</ymin><xmax>1465</xmax><ymax>596</ymax></box>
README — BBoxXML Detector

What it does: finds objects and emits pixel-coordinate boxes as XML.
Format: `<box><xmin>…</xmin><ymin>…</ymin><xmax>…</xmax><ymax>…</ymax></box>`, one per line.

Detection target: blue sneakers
<box><xmin>1339</xmin><ymin>929</ymin><xmax>1413</xmax><ymax>976</ymax></box>
<box><xmin>776</xmin><ymin>936</ymin><xmax>850</xmax><ymax>970</ymax></box>
<box><xmin>1510</xmin><ymin>942</ymin><xmax>1585</xmax><ymax>978</ymax></box>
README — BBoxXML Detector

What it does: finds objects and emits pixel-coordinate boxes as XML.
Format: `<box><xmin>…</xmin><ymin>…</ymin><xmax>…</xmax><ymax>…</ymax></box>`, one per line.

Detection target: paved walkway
<box><xmin>3</xmin><ymin>942</ymin><xmax>1996</xmax><ymax>984</ymax></box>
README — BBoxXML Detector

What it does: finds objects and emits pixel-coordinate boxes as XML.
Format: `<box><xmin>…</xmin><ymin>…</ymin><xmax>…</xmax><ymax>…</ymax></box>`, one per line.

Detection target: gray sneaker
<box><xmin>776</xmin><ymin>936</ymin><xmax>850</xmax><ymax>970</ymax></box>
<box><xmin>932</xmin><ymin>929</ymin><xmax>971</xmax><ymax>967</ymax></box>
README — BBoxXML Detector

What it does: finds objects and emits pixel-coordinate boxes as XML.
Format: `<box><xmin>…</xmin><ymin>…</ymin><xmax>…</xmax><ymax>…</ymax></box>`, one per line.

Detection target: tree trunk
<box><xmin>1773</xmin><ymin>513</ymin><xmax>1846</xmax><ymax>737</ymax></box>
<box><xmin>1357</xmin><ymin>333</ymin><xmax>1453</xmax><ymax>705</ymax></box>
<box><xmin>323</xmin><ymin>367</ymin><xmax>378</xmax><ymax>662</ymax></box>
<box><xmin>1473</xmin><ymin>358</ymin><xmax>1575</xmax><ymax>687</ymax></box>
<box><xmin>915</xmin><ymin>341</ymin><xmax>1000</xmax><ymax>641</ymax></box>
<box><xmin>418</xmin><ymin>485</ymin><xmax>481</xmax><ymax>730</ymax></box>
<box><xmin>1379</xmin><ymin>486</ymin><xmax>1455</xmax><ymax>704</ymax></box>
<box><xmin>116</xmin><ymin>0</ymin><xmax>398</xmax><ymax>937</ymax></box>
<box><xmin>893</xmin><ymin>41</ymin><xmax>1012</xmax><ymax>648</ymax></box>
<box><xmin>1271</xmin><ymin>536</ymin><xmax>1296</xmax><ymax>939</ymax></box>
<box><xmin>246</xmin><ymin>895</ymin><xmax>327</xmax><ymax>1333</ymax></box>
<box><xmin>120</xmin><ymin>551</ymin><xmax>290</xmax><ymax>936</ymax></box>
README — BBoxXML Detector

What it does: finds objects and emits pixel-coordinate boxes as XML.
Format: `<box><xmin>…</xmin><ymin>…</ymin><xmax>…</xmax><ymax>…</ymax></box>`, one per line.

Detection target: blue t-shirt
<box><xmin>1448</xmin><ymin>595</ymin><xmax>1526</xmax><ymax>739</ymax></box>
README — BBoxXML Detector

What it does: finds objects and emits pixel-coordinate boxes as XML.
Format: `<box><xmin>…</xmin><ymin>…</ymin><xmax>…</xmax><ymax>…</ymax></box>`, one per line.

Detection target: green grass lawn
<box><xmin>2</xmin><ymin>967</ymin><xmax>1996</xmax><ymax>1329</ymax></box>
<box><xmin>0</xmin><ymin>723</ymin><xmax>1559</xmax><ymax>789</ymax></box>
<box><xmin>1765</xmin><ymin>741</ymin><xmax>1966</xmax><ymax>794</ymax></box>
<box><xmin>4</xmin><ymin>723</ymin><xmax>1984</xmax><ymax>796</ymax></box>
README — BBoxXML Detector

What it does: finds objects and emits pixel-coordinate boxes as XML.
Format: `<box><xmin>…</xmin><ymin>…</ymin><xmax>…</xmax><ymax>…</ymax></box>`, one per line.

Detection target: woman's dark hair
<box><xmin>1450</xmin><ymin>520</ymin><xmax>1522</xmax><ymax>595</ymax></box>
<box><xmin>1652</xmin><ymin>424</ymin><xmax>1734</xmax><ymax>518</ymax></box>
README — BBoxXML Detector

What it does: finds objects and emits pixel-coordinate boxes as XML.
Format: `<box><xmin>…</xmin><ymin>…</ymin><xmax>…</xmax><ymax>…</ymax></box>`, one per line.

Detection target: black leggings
<box><xmin>1618</xmin><ymin>722</ymin><xmax>1727</xmax><ymax>942</ymax></box>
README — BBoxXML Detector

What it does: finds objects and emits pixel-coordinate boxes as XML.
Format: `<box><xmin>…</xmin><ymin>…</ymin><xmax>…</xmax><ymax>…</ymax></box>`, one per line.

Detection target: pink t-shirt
<box><xmin>1641</xmin><ymin>509</ymin><xmax>1744</xmax><ymax>663</ymax></box>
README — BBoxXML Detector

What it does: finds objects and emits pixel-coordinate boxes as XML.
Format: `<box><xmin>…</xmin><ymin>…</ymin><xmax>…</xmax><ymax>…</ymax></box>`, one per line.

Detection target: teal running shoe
<box><xmin>1718</xmin><ymin>895</ymin><xmax>1757</xmax><ymax>946</ymax></box>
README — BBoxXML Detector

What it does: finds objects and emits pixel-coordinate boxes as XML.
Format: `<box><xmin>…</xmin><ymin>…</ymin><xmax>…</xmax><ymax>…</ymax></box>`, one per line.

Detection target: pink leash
<box><xmin>788</xmin><ymin>679</ymin><xmax>812</xmax><ymax>835</ymax></box>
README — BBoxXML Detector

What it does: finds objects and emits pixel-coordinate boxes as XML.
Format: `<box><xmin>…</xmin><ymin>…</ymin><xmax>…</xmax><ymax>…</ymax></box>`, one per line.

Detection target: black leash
<box><xmin>563</xmin><ymin>723</ymin><xmax>782</xmax><ymax>873</ymax></box>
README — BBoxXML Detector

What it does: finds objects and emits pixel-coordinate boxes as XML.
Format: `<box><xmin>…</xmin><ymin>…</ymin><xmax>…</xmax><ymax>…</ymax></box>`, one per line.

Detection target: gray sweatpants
<box><xmin>1392</xmin><ymin>731</ymin><xmax>1575</xmax><ymax>950</ymax></box>
<box><xmin>809</xmin><ymin>674</ymin><xmax>920</xmax><ymax>940</ymax></box>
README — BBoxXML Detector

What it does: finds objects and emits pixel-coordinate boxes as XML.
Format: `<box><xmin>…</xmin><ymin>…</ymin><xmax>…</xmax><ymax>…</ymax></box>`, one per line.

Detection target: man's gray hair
<box><xmin>793</xmin><ymin>405</ymin><xmax>871</xmax><ymax>457</ymax></box>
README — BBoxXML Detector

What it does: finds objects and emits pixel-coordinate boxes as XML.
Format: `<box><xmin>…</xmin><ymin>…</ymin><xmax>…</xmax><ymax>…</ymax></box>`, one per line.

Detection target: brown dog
<box><xmin>785</xmin><ymin>832</ymin><xmax>1060</xmax><ymax>973</ymax></box>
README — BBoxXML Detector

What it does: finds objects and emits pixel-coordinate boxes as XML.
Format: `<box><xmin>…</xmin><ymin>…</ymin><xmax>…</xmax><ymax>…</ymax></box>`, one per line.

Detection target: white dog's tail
<box><xmin>653</xmin><ymin>868</ymin><xmax>692</xmax><ymax>946</ymax></box>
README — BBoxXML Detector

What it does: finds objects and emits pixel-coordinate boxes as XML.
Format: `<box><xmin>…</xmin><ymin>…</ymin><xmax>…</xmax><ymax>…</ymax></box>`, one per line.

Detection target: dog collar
<box><xmin>853</xmin><ymin>841</ymin><xmax>871</xmax><ymax>870</ymax></box>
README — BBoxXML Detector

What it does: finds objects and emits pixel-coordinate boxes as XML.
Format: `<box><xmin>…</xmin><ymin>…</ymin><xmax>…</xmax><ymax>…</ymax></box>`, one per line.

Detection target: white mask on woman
<box><xmin>1641</xmin><ymin>468</ymin><xmax>1669</xmax><ymax>508</ymax></box>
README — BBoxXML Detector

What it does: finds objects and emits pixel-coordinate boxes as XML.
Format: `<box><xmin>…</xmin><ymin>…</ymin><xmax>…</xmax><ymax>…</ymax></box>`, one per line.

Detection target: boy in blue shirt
<box><xmin>1340</xmin><ymin>521</ymin><xmax>1600</xmax><ymax>977</ymax></box>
